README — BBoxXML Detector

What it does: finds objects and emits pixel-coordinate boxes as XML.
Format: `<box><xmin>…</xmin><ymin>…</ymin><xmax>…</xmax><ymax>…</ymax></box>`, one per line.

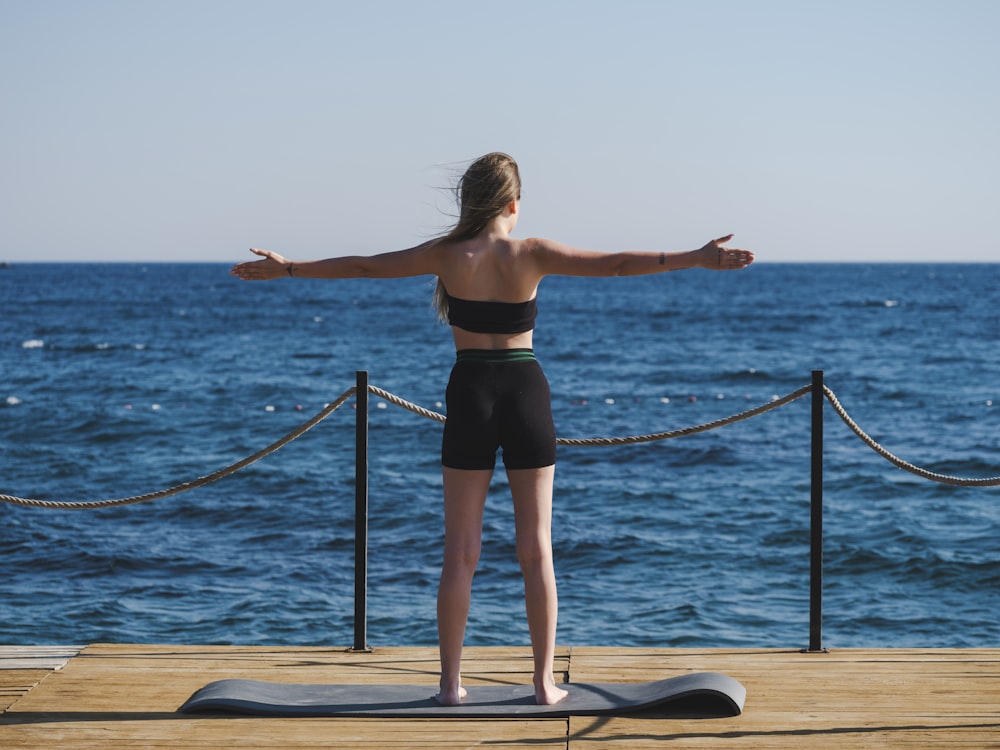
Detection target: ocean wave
<box><xmin>847</xmin><ymin>299</ymin><xmax>902</xmax><ymax>308</ymax></box>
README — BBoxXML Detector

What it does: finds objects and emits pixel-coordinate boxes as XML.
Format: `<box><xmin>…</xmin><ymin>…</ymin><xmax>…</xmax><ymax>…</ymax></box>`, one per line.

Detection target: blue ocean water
<box><xmin>2</xmin><ymin>263</ymin><xmax>998</xmax><ymax>649</ymax></box>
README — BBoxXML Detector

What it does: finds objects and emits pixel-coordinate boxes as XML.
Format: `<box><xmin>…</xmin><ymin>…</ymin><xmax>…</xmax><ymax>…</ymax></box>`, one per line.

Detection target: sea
<box><xmin>1</xmin><ymin>263</ymin><xmax>998</xmax><ymax>650</ymax></box>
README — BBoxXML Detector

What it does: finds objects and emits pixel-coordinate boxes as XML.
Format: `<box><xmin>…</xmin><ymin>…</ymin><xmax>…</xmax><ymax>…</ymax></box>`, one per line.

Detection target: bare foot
<box><xmin>435</xmin><ymin>684</ymin><xmax>467</xmax><ymax>706</ymax></box>
<box><xmin>534</xmin><ymin>681</ymin><xmax>569</xmax><ymax>706</ymax></box>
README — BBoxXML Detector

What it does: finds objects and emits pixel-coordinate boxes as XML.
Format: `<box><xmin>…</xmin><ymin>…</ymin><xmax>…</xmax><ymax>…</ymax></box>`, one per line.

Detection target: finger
<box><xmin>714</xmin><ymin>234</ymin><xmax>734</xmax><ymax>245</ymax></box>
<box><xmin>729</xmin><ymin>250</ymin><xmax>753</xmax><ymax>268</ymax></box>
<box><xmin>250</xmin><ymin>248</ymin><xmax>268</xmax><ymax>258</ymax></box>
<box><xmin>717</xmin><ymin>248</ymin><xmax>750</xmax><ymax>269</ymax></box>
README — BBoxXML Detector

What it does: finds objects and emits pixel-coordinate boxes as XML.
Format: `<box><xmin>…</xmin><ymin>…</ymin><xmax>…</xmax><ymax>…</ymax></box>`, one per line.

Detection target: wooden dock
<box><xmin>2</xmin><ymin>644</ymin><xmax>999</xmax><ymax>748</ymax></box>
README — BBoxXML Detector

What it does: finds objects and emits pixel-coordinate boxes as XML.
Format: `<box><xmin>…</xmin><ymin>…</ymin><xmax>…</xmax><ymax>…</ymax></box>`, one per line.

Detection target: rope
<box><xmin>823</xmin><ymin>386</ymin><xmax>1000</xmax><ymax>487</ymax></box>
<box><xmin>4</xmin><ymin>380</ymin><xmax>997</xmax><ymax>509</ymax></box>
<box><xmin>0</xmin><ymin>387</ymin><xmax>357</xmax><ymax>510</ymax></box>
<box><xmin>555</xmin><ymin>386</ymin><xmax>811</xmax><ymax>446</ymax></box>
<box><xmin>368</xmin><ymin>385</ymin><xmax>446</xmax><ymax>423</ymax></box>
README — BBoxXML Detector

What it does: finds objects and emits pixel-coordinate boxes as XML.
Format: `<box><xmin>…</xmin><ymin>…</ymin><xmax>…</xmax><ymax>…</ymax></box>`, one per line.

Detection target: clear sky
<box><xmin>2</xmin><ymin>0</ymin><xmax>997</xmax><ymax>263</ymax></box>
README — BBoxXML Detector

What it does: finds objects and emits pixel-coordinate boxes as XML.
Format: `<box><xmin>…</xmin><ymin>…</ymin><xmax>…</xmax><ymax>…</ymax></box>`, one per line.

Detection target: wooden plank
<box><xmin>0</xmin><ymin>646</ymin><xmax>82</xmax><ymax>671</ymax></box>
<box><xmin>1</xmin><ymin>672</ymin><xmax>50</xmax><ymax>713</ymax></box>
<box><xmin>1</xmin><ymin>645</ymin><xmax>569</xmax><ymax>749</ymax></box>
<box><xmin>567</xmin><ymin>648</ymin><xmax>1000</xmax><ymax>749</ymax></box>
<box><xmin>0</xmin><ymin>718</ymin><xmax>568</xmax><ymax>749</ymax></box>
<box><xmin>0</xmin><ymin>647</ymin><xmax>82</xmax><ymax>713</ymax></box>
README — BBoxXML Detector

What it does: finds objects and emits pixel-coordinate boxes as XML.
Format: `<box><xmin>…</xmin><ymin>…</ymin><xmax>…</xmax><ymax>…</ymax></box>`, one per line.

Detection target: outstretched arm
<box><xmin>230</xmin><ymin>241</ymin><xmax>443</xmax><ymax>281</ymax></box>
<box><xmin>531</xmin><ymin>235</ymin><xmax>754</xmax><ymax>278</ymax></box>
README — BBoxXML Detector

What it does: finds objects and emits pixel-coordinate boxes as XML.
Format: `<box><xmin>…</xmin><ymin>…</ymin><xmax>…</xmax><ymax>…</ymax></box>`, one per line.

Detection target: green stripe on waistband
<box><xmin>455</xmin><ymin>348</ymin><xmax>536</xmax><ymax>363</ymax></box>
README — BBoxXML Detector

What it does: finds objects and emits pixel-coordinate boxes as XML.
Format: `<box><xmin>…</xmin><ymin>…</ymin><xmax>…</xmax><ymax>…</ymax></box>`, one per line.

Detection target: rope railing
<box><xmin>0</xmin><ymin>386</ymin><xmax>358</xmax><ymax>510</ymax></box>
<box><xmin>369</xmin><ymin>383</ymin><xmax>812</xmax><ymax>445</ymax></box>
<box><xmin>823</xmin><ymin>386</ymin><xmax>1000</xmax><ymax>487</ymax></box>
<box><xmin>1</xmin><ymin>379</ymin><xmax>997</xmax><ymax>510</ymax></box>
<box><xmin>554</xmin><ymin>386</ymin><xmax>811</xmax><ymax>446</ymax></box>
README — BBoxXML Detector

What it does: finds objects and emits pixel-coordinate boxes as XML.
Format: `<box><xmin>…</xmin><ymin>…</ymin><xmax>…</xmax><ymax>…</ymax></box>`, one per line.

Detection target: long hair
<box><xmin>433</xmin><ymin>152</ymin><xmax>521</xmax><ymax>321</ymax></box>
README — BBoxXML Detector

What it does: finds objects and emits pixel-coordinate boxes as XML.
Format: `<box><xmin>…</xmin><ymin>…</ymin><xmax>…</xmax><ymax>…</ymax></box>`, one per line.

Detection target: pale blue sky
<box><xmin>2</xmin><ymin>0</ymin><xmax>997</xmax><ymax>263</ymax></box>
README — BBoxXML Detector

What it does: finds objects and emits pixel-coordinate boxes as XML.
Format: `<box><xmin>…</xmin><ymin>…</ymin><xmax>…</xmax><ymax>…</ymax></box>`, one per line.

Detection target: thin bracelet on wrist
<box><xmin>286</xmin><ymin>263</ymin><xmax>295</xmax><ymax>277</ymax></box>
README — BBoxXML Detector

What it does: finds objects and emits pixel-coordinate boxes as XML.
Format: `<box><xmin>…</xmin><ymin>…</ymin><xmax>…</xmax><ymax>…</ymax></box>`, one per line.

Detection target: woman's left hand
<box><xmin>698</xmin><ymin>235</ymin><xmax>754</xmax><ymax>270</ymax></box>
<box><xmin>230</xmin><ymin>248</ymin><xmax>290</xmax><ymax>281</ymax></box>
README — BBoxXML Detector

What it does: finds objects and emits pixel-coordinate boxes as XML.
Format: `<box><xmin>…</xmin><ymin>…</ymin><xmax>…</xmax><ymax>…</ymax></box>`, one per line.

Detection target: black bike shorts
<box><xmin>441</xmin><ymin>349</ymin><xmax>556</xmax><ymax>471</ymax></box>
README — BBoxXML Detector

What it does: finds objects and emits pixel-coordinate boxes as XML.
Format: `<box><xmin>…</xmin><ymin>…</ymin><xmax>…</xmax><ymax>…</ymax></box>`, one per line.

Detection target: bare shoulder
<box><xmin>524</xmin><ymin>236</ymin><xmax>602</xmax><ymax>257</ymax></box>
<box><xmin>522</xmin><ymin>237</ymin><xmax>611</xmax><ymax>276</ymax></box>
<box><xmin>521</xmin><ymin>237</ymin><xmax>560</xmax><ymax>254</ymax></box>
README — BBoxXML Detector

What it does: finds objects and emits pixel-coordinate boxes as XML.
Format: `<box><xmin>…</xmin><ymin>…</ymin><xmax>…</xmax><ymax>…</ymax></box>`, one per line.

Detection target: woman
<box><xmin>231</xmin><ymin>152</ymin><xmax>754</xmax><ymax>706</ymax></box>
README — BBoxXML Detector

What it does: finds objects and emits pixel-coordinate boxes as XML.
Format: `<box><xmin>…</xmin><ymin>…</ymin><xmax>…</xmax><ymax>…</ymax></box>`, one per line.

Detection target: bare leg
<box><xmin>436</xmin><ymin>466</ymin><xmax>492</xmax><ymax>706</ymax></box>
<box><xmin>507</xmin><ymin>465</ymin><xmax>568</xmax><ymax>706</ymax></box>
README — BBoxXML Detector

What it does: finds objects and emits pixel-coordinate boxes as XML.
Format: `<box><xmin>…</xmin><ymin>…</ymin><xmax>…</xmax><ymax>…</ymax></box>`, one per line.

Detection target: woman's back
<box><xmin>435</xmin><ymin>231</ymin><xmax>539</xmax><ymax>304</ymax></box>
<box><xmin>434</xmin><ymin>210</ymin><xmax>543</xmax><ymax>350</ymax></box>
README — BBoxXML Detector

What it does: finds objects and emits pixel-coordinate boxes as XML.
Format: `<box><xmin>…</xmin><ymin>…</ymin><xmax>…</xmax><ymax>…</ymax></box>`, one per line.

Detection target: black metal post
<box><xmin>808</xmin><ymin>369</ymin><xmax>826</xmax><ymax>652</ymax></box>
<box><xmin>352</xmin><ymin>370</ymin><xmax>370</xmax><ymax>651</ymax></box>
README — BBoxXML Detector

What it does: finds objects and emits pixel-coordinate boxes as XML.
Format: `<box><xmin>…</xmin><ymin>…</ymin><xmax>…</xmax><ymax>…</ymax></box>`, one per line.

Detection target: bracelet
<box><xmin>286</xmin><ymin>263</ymin><xmax>294</xmax><ymax>277</ymax></box>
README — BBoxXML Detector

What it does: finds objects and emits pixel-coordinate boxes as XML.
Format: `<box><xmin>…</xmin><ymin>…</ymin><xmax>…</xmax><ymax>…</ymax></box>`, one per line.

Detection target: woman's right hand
<box><xmin>230</xmin><ymin>248</ymin><xmax>291</xmax><ymax>281</ymax></box>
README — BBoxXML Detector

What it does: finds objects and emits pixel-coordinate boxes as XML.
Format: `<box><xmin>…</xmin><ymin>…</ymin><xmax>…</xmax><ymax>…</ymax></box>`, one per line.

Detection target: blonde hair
<box><xmin>433</xmin><ymin>152</ymin><xmax>521</xmax><ymax>321</ymax></box>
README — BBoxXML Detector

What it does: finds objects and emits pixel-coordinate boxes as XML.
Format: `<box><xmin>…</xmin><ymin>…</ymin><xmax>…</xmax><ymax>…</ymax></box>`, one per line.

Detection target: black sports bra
<box><xmin>446</xmin><ymin>293</ymin><xmax>538</xmax><ymax>334</ymax></box>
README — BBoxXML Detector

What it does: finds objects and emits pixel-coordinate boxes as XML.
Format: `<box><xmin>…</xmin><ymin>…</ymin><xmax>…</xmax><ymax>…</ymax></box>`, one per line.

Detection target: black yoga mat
<box><xmin>179</xmin><ymin>671</ymin><xmax>746</xmax><ymax>718</ymax></box>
